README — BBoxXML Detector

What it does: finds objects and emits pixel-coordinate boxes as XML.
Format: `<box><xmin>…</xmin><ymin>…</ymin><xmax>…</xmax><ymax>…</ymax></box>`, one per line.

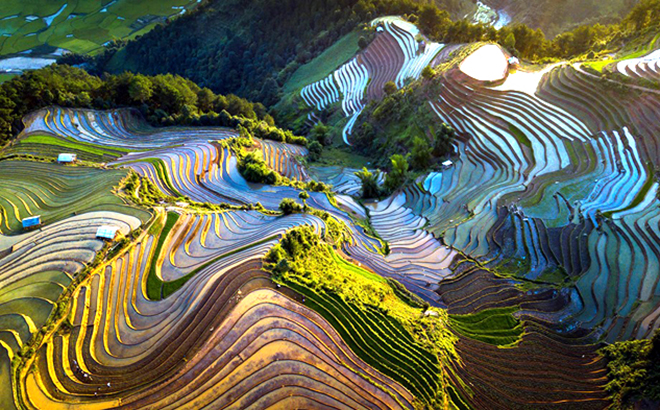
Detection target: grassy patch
<box><xmin>0</xmin><ymin>73</ymin><xmax>17</xmax><ymax>84</ymax></box>
<box><xmin>311</xmin><ymin>146</ymin><xmax>372</xmax><ymax>169</ymax></box>
<box><xmin>283</xmin><ymin>30</ymin><xmax>360</xmax><ymax>94</ymax></box>
<box><xmin>145</xmin><ymin>211</ymin><xmax>180</xmax><ymax>300</ymax></box>
<box><xmin>537</xmin><ymin>266</ymin><xmax>571</xmax><ymax>285</ymax></box>
<box><xmin>508</xmin><ymin>123</ymin><xmax>532</xmax><ymax>148</ymax></box>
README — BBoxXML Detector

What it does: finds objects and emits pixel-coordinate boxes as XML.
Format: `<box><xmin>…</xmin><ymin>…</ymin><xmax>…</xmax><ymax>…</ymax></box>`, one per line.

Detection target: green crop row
<box><xmin>0</xmin><ymin>160</ymin><xmax>149</xmax><ymax>234</ymax></box>
<box><xmin>285</xmin><ymin>280</ymin><xmax>442</xmax><ymax>402</ymax></box>
<box><xmin>449</xmin><ymin>307</ymin><xmax>524</xmax><ymax>347</ymax></box>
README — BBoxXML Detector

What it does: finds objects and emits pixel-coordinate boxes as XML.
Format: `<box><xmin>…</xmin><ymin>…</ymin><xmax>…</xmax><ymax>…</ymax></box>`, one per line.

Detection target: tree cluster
<box><xmin>353</xmin><ymin>152</ymin><xmax>413</xmax><ymax>199</ymax></box>
<box><xmin>279</xmin><ymin>197</ymin><xmax>305</xmax><ymax>215</ymax></box>
<box><xmin>352</xmin><ymin>85</ymin><xmax>455</xmax><ymax>172</ymax></box>
<box><xmin>601</xmin><ymin>330</ymin><xmax>660</xmax><ymax>408</ymax></box>
<box><xmin>0</xmin><ymin>65</ymin><xmax>305</xmax><ymax>146</ymax></box>
<box><xmin>237</xmin><ymin>151</ymin><xmax>281</xmax><ymax>185</ymax></box>
<box><xmin>62</xmin><ymin>0</ymin><xmax>660</xmax><ymax>119</ymax></box>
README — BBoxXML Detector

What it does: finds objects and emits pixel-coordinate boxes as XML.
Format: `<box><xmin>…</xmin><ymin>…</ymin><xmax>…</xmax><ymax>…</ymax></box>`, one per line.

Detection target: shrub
<box><xmin>308</xmin><ymin>140</ymin><xmax>323</xmax><ymax>161</ymax></box>
<box><xmin>421</xmin><ymin>66</ymin><xmax>435</xmax><ymax>80</ymax></box>
<box><xmin>305</xmin><ymin>179</ymin><xmax>331</xmax><ymax>193</ymax></box>
<box><xmin>235</xmin><ymin>124</ymin><xmax>254</xmax><ymax>147</ymax></box>
<box><xmin>237</xmin><ymin>152</ymin><xmax>280</xmax><ymax>185</ymax></box>
<box><xmin>383</xmin><ymin>81</ymin><xmax>397</xmax><ymax>95</ymax></box>
<box><xmin>279</xmin><ymin>198</ymin><xmax>303</xmax><ymax>214</ymax></box>
<box><xmin>298</xmin><ymin>190</ymin><xmax>309</xmax><ymax>208</ymax></box>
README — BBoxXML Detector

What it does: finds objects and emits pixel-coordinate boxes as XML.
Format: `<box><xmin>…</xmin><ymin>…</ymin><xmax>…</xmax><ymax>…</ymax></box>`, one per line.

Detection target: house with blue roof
<box><xmin>58</xmin><ymin>153</ymin><xmax>77</xmax><ymax>164</ymax></box>
<box><xmin>22</xmin><ymin>215</ymin><xmax>41</xmax><ymax>230</ymax></box>
<box><xmin>96</xmin><ymin>226</ymin><xmax>119</xmax><ymax>241</ymax></box>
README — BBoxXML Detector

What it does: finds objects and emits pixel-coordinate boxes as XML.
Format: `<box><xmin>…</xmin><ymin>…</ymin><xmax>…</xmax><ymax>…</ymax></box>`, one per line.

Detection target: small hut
<box><xmin>96</xmin><ymin>226</ymin><xmax>119</xmax><ymax>241</ymax></box>
<box><xmin>442</xmin><ymin>160</ymin><xmax>454</xmax><ymax>169</ymax></box>
<box><xmin>22</xmin><ymin>215</ymin><xmax>41</xmax><ymax>230</ymax></box>
<box><xmin>508</xmin><ymin>56</ymin><xmax>520</xmax><ymax>67</ymax></box>
<box><xmin>58</xmin><ymin>153</ymin><xmax>77</xmax><ymax>164</ymax></box>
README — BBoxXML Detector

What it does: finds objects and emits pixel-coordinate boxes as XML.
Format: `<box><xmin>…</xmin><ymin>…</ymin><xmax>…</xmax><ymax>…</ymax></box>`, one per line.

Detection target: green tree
<box><xmin>502</xmin><ymin>31</ymin><xmax>516</xmax><ymax>52</ymax></box>
<box><xmin>354</xmin><ymin>167</ymin><xmax>381</xmax><ymax>199</ymax></box>
<box><xmin>197</xmin><ymin>88</ymin><xmax>215</xmax><ymax>112</ymax></box>
<box><xmin>128</xmin><ymin>75</ymin><xmax>153</xmax><ymax>104</ymax></box>
<box><xmin>308</xmin><ymin>140</ymin><xmax>323</xmax><ymax>162</ymax></box>
<box><xmin>410</xmin><ymin>136</ymin><xmax>432</xmax><ymax>170</ymax></box>
<box><xmin>385</xmin><ymin>154</ymin><xmax>409</xmax><ymax>192</ymax></box>
<box><xmin>358</xmin><ymin>36</ymin><xmax>369</xmax><ymax>49</ymax></box>
<box><xmin>259</xmin><ymin>77</ymin><xmax>280</xmax><ymax>106</ymax></box>
<box><xmin>310</xmin><ymin>123</ymin><xmax>331</xmax><ymax>146</ymax></box>
<box><xmin>510</xmin><ymin>25</ymin><xmax>547</xmax><ymax>59</ymax></box>
<box><xmin>75</xmin><ymin>91</ymin><xmax>92</xmax><ymax>107</ymax></box>
<box><xmin>602</xmin><ymin>330</ymin><xmax>660</xmax><ymax>408</ymax></box>
<box><xmin>383</xmin><ymin>81</ymin><xmax>397</xmax><ymax>96</ymax></box>
<box><xmin>417</xmin><ymin>4</ymin><xmax>450</xmax><ymax>39</ymax></box>
<box><xmin>434</xmin><ymin>123</ymin><xmax>455</xmax><ymax>156</ymax></box>
<box><xmin>279</xmin><ymin>198</ymin><xmax>303</xmax><ymax>215</ymax></box>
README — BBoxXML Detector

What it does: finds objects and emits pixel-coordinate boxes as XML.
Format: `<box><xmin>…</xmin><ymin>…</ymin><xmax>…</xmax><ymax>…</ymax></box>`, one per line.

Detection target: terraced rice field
<box><xmin>286</xmin><ymin>14</ymin><xmax>660</xmax><ymax>408</ymax></box>
<box><xmin>298</xmin><ymin>16</ymin><xmax>446</xmax><ymax>144</ymax></box>
<box><xmin>0</xmin><ymin>212</ymin><xmax>141</xmax><ymax>409</ymax></box>
<box><xmin>3</xmin><ymin>105</ymin><xmax>452</xmax><ymax>408</ymax></box>
<box><xmin>5</xmin><ymin>134</ymin><xmax>130</xmax><ymax>163</ymax></box>
<box><xmin>19</xmin><ymin>208</ymin><xmax>414</xmax><ymax>409</ymax></box>
<box><xmin>0</xmin><ymin>161</ymin><xmax>149</xmax><ymax>234</ymax></box>
<box><xmin>6</xmin><ymin>15</ymin><xmax>660</xmax><ymax>409</ymax></box>
<box><xmin>413</xmin><ymin>57</ymin><xmax>660</xmax><ymax>342</ymax></box>
<box><xmin>616</xmin><ymin>49</ymin><xmax>660</xmax><ymax>79</ymax></box>
<box><xmin>2</xmin><ymin>99</ymin><xmax>619</xmax><ymax>408</ymax></box>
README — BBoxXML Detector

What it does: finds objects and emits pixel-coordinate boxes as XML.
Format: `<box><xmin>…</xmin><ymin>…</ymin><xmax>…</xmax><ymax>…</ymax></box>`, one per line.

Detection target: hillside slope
<box><xmin>99</xmin><ymin>0</ymin><xmax>639</xmax><ymax>106</ymax></box>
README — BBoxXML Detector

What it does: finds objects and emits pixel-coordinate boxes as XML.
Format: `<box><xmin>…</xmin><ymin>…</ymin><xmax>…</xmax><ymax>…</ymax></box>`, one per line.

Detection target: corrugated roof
<box><xmin>96</xmin><ymin>226</ymin><xmax>119</xmax><ymax>239</ymax></box>
<box><xmin>58</xmin><ymin>153</ymin><xmax>77</xmax><ymax>162</ymax></box>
